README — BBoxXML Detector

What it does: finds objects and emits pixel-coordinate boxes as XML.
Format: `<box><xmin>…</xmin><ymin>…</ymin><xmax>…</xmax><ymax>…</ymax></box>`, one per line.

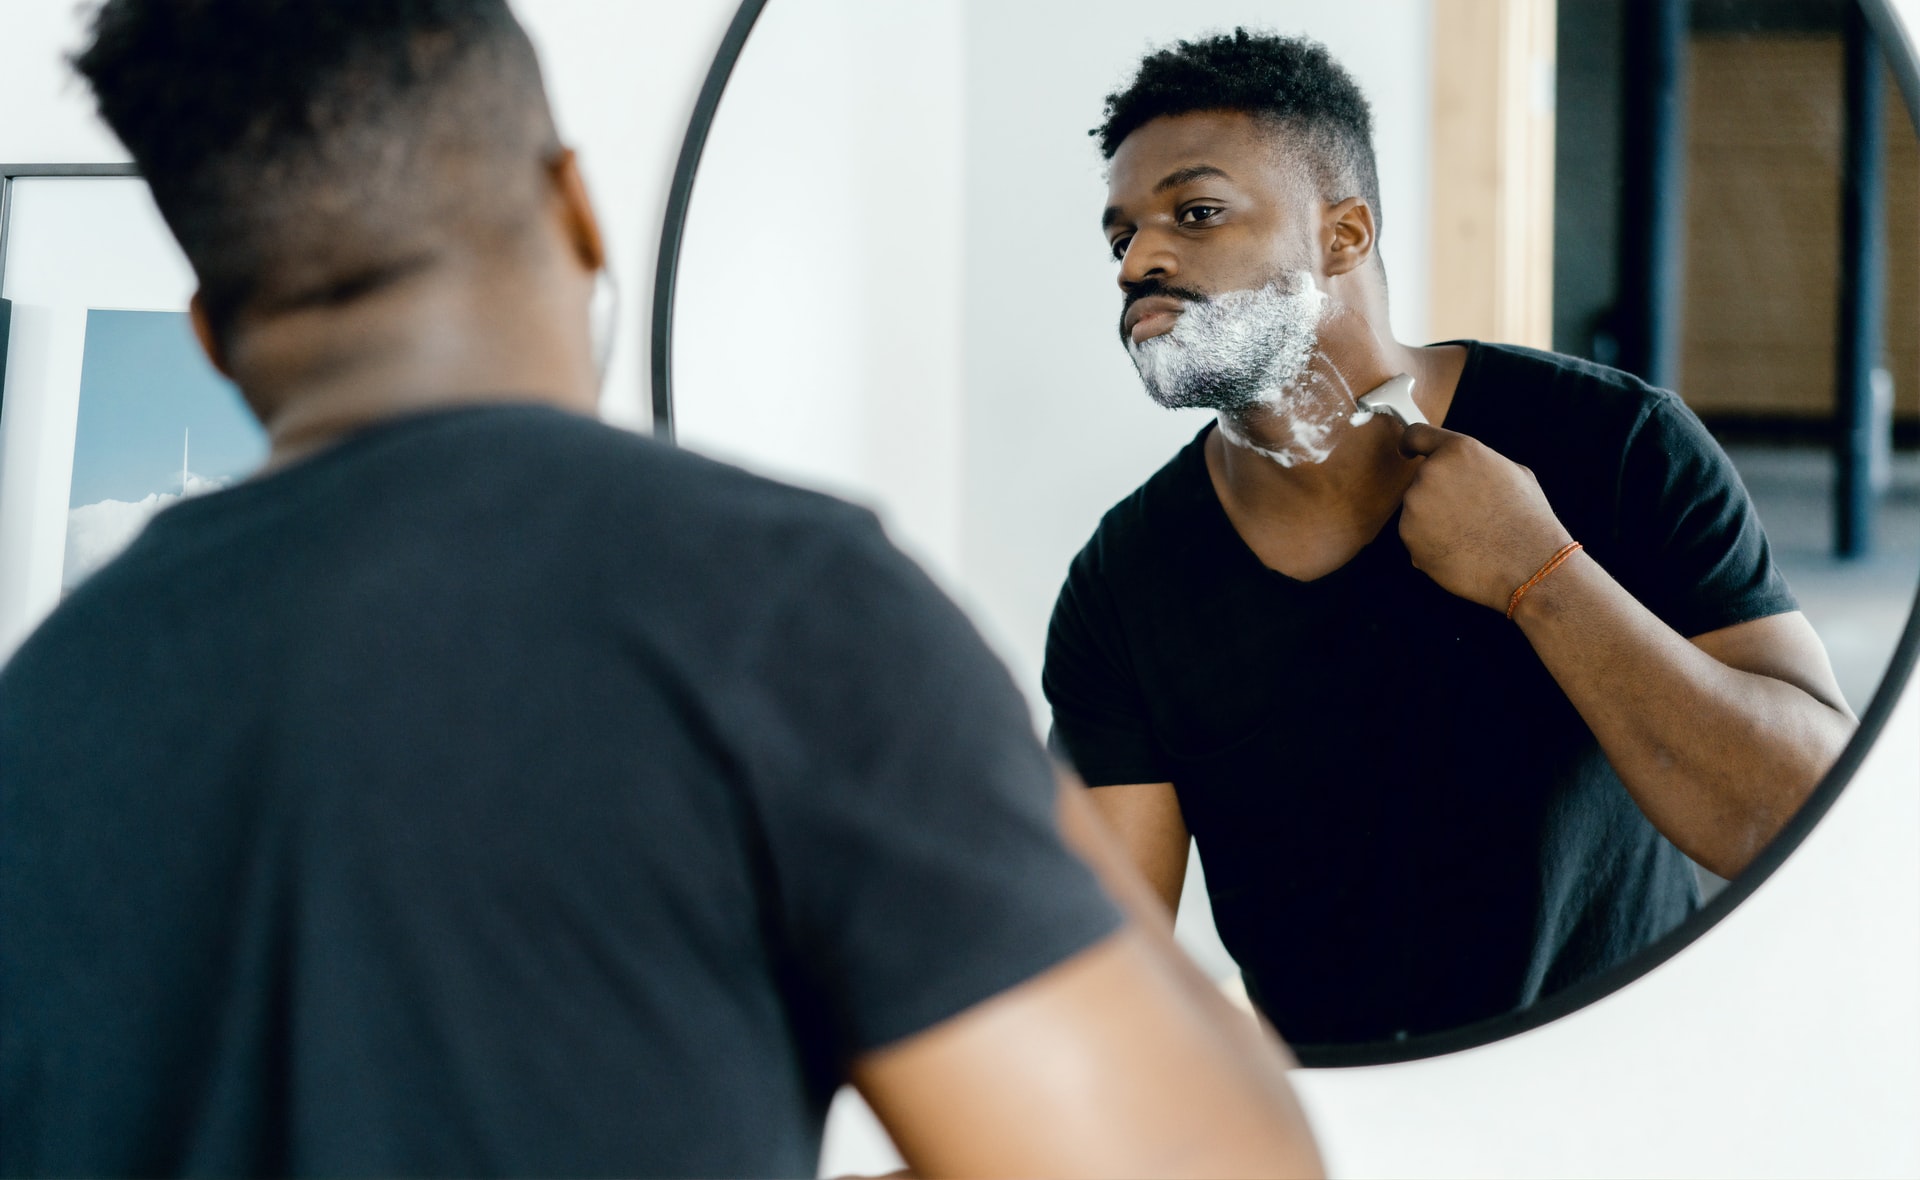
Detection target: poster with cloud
<box><xmin>64</xmin><ymin>310</ymin><xmax>265</xmax><ymax>591</ymax></box>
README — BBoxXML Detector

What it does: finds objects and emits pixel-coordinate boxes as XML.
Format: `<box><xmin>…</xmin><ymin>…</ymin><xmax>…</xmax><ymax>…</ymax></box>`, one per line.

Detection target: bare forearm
<box><xmin>1060</xmin><ymin>779</ymin><xmax>1244</xmax><ymax>1029</ymax></box>
<box><xmin>1054</xmin><ymin>780</ymin><xmax>1320</xmax><ymax>1175</ymax></box>
<box><xmin>1513</xmin><ymin>552</ymin><xmax>1854</xmax><ymax>876</ymax></box>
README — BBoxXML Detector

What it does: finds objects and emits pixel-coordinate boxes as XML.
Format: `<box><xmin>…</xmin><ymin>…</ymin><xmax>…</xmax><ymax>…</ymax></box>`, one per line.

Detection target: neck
<box><xmin>1209</xmin><ymin>308</ymin><xmax>1462</xmax><ymax>518</ymax></box>
<box><xmin>1214</xmin><ymin>392</ymin><xmax>1412</xmax><ymax>517</ymax></box>
<box><xmin>226</xmin><ymin>257</ymin><xmax>601</xmax><ymax>470</ymax></box>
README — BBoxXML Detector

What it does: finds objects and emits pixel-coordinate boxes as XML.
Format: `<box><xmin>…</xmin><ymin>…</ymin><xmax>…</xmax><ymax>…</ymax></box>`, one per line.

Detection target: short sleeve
<box><xmin>1041</xmin><ymin>544</ymin><xmax>1169</xmax><ymax>786</ymax></box>
<box><xmin>1609</xmin><ymin>393</ymin><xmax>1799</xmax><ymax>638</ymax></box>
<box><xmin>740</xmin><ymin>512</ymin><xmax>1121</xmax><ymax>1058</ymax></box>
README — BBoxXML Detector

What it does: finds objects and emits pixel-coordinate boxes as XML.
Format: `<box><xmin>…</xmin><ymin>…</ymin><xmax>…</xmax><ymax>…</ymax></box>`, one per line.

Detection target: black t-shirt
<box><xmin>1044</xmin><ymin>342</ymin><xmax>1796</xmax><ymax>1048</ymax></box>
<box><xmin>1</xmin><ymin>405</ymin><xmax>1119</xmax><ymax>1177</ymax></box>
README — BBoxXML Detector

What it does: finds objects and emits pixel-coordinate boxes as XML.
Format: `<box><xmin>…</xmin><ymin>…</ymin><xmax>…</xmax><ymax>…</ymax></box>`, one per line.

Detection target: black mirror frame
<box><xmin>648</xmin><ymin>0</ymin><xmax>769</xmax><ymax>445</ymax></box>
<box><xmin>648</xmin><ymin>0</ymin><xmax>1920</xmax><ymax>1069</ymax></box>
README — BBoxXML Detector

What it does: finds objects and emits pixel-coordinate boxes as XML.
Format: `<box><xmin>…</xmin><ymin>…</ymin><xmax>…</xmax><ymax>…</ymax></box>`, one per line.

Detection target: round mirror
<box><xmin>656</xmin><ymin>0</ymin><xmax>1920</xmax><ymax>1065</ymax></box>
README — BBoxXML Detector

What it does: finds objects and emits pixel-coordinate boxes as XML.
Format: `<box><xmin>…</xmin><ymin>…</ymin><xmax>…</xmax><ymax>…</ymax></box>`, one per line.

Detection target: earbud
<box><xmin>590</xmin><ymin>266</ymin><xmax>621</xmax><ymax>391</ymax></box>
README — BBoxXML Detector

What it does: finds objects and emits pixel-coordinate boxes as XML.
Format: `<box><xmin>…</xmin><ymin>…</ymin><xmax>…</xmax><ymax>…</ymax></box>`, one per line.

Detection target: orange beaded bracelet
<box><xmin>1506</xmin><ymin>541</ymin><xmax>1583</xmax><ymax>620</ymax></box>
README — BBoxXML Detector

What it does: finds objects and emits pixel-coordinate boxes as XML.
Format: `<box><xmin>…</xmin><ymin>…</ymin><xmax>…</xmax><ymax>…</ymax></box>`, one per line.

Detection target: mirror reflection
<box><xmin>670</xmin><ymin>0</ymin><xmax>1920</xmax><ymax>1053</ymax></box>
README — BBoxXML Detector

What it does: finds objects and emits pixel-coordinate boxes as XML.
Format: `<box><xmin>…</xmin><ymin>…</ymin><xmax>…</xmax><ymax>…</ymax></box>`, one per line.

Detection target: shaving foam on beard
<box><xmin>1126</xmin><ymin>272</ymin><xmax>1326</xmax><ymax>413</ymax></box>
<box><xmin>1129</xmin><ymin>273</ymin><xmax>1391</xmax><ymax>468</ymax></box>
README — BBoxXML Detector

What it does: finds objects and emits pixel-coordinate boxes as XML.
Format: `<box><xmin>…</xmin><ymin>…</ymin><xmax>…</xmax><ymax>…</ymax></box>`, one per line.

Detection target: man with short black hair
<box><xmin>1046</xmin><ymin>29</ymin><xmax>1856</xmax><ymax>1049</ymax></box>
<box><xmin>0</xmin><ymin>5</ymin><xmax>1323</xmax><ymax>1176</ymax></box>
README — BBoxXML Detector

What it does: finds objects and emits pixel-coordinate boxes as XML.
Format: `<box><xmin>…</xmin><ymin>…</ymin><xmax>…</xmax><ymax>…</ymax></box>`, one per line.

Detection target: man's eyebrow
<box><xmin>1154</xmin><ymin>164</ymin><xmax>1231</xmax><ymax>193</ymax></box>
<box><xmin>1103</xmin><ymin>165</ymin><xmax>1235</xmax><ymax>229</ymax></box>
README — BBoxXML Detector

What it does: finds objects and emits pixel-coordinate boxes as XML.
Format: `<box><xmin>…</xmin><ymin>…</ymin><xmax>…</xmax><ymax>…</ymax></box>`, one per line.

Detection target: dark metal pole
<box><xmin>1836</xmin><ymin>1</ymin><xmax>1886</xmax><ymax>559</ymax></box>
<box><xmin>1616</xmin><ymin>0</ymin><xmax>1690</xmax><ymax>391</ymax></box>
<box><xmin>0</xmin><ymin>298</ymin><xmax>11</xmax><ymax>429</ymax></box>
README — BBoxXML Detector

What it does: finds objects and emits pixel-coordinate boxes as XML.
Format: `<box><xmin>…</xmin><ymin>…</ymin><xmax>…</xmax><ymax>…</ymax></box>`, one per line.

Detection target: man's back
<box><xmin>1</xmin><ymin>406</ymin><xmax>1121</xmax><ymax>1175</ymax></box>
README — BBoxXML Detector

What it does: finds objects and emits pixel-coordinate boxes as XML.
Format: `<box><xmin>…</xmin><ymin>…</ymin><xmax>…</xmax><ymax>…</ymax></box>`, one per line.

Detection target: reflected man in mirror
<box><xmin>1046</xmin><ymin>29</ymin><xmax>1857</xmax><ymax>1050</ymax></box>
<box><xmin>0</xmin><ymin>3</ymin><xmax>1322</xmax><ymax>1176</ymax></box>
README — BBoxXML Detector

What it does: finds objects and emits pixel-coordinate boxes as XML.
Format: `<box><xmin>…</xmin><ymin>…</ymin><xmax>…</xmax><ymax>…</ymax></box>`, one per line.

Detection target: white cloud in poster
<box><xmin>63</xmin><ymin>473</ymin><xmax>231</xmax><ymax>590</ymax></box>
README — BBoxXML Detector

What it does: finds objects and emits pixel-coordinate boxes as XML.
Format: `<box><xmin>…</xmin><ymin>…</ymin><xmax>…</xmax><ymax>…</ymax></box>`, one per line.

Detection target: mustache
<box><xmin>1119</xmin><ymin>281</ymin><xmax>1212</xmax><ymax>345</ymax></box>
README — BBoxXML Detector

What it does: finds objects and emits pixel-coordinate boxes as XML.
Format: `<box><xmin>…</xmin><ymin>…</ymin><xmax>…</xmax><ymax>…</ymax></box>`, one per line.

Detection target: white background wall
<box><xmin>674</xmin><ymin>0</ymin><xmax>967</xmax><ymax>581</ymax></box>
<box><xmin>2</xmin><ymin>0</ymin><xmax>1916</xmax><ymax>1175</ymax></box>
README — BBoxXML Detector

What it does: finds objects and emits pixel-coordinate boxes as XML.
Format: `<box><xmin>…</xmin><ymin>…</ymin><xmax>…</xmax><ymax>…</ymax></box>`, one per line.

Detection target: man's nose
<box><xmin>1117</xmin><ymin>228</ymin><xmax>1178</xmax><ymax>291</ymax></box>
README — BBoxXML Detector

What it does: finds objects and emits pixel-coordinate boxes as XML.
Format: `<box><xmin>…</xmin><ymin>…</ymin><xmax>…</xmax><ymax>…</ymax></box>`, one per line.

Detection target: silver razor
<box><xmin>1355</xmin><ymin>373</ymin><xmax>1426</xmax><ymax>427</ymax></box>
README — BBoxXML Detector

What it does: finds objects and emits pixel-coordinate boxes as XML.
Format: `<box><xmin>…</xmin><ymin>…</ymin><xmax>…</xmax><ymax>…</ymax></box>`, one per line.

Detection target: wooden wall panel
<box><xmin>1428</xmin><ymin>0</ymin><xmax>1557</xmax><ymax>348</ymax></box>
<box><xmin>1679</xmin><ymin>36</ymin><xmax>1919</xmax><ymax>420</ymax></box>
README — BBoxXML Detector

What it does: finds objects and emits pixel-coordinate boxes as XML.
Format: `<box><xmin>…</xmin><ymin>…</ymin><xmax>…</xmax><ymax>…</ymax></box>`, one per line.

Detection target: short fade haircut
<box><xmin>1095</xmin><ymin>28</ymin><xmax>1384</xmax><ymax>234</ymax></box>
<box><xmin>72</xmin><ymin>0</ymin><xmax>561</xmax><ymax>334</ymax></box>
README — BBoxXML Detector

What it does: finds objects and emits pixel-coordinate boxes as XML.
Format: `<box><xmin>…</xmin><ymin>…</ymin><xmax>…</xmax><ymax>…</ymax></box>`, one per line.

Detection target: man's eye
<box><xmin>1179</xmin><ymin>205</ymin><xmax>1223</xmax><ymax>224</ymax></box>
<box><xmin>1109</xmin><ymin>235</ymin><xmax>1133</xmax><ymax>261</ymax></box>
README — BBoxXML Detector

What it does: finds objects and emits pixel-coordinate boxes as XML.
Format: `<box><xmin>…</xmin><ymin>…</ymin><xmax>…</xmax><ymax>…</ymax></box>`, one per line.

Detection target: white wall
<box><xmin>511</xmin><ymin>0</ymin><xmax>743</xmax><ymax>433</ymax></box>
<box><xmin>3</xmin><ymin>1</ymin><xmax>1917</xmax><ymax>1176</ymax></box>
<box><xmin>0</xmin><ymin>2</ymin><xmax>127</xmax><ymax>164</ymax></box>
<box><xmin>671</xmin><ymin>0</ymin><xmax>967</xmax><ymax>581</ymax></box>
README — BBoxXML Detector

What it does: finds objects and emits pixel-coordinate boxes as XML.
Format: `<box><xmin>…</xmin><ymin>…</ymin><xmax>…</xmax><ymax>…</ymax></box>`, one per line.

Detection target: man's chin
<box><xmin>1139</xmin><ymin>384</ymin><xmax>1258</xmax><ymax>413</ymax></box>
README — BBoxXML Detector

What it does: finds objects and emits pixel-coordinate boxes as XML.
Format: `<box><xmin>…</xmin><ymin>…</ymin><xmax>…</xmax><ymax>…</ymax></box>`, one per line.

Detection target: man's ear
<box><xmin>188</xmin><ymin>294</ymin><xmax>233</xmax><ymax>379</ymax></box>
<box><xmin>547</xmin><ymin>147</ymin><xmax>607</xmax><ymax>274</ymax></box>
<box><xmin>1322</xmin><ymin>196</ymin><xmax>1377</xmax><ymax>277</ymax></box>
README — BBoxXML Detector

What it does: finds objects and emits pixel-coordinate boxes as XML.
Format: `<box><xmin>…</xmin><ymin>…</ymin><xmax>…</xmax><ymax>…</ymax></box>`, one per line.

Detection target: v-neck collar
<box><xmin>1176</xmin><ymin>340</ymin><xmax>1488</xmax><ymax>587</ymax></box>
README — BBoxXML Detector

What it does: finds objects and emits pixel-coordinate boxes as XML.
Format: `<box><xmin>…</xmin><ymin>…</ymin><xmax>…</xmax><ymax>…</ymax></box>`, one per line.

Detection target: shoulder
<box><xmin>455</xmin><ymin>406</ymin><xmax>872</xmax><ymax>531</ymax></box>
<box><xmin>14</xmin><ymin>408</ymin><xmax>891</xmax><ymax>678</ymax></box>
<box><xmin>1452</xmin><ymin>342</ymin><xmax>1675</xmax><ymax>459</ymax></box>
<box><xmin>422</xmin><ymin>407</ymin><xmax>890</xmax><ymax>575</ymax></box>
<box><xmin>1463</xmin><ymin>342</ymin><xmax>1726</xmax><ymax>456</ymax></box>
<box><xmin>1461</xmin><ymin>341</ymin><xmax>1668</xmax><ymax>414</ymax></box>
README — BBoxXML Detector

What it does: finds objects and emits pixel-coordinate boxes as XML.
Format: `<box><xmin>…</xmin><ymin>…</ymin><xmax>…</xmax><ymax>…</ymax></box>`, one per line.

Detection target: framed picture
<box><xmin>0</xmin><ymin>165</ymin><xmax>265</xmax><ymax>660</ymax></box>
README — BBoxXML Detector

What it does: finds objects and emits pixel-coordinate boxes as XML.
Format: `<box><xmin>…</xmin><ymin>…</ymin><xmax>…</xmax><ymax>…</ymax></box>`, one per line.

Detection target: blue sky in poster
<box><xmin>68</xmin><ymin>309</ymin><xmax>264</xmax><ymax>507</ymax></box>
<box><xmin>62</xmin><ymin>310</ymin><xmax>267</xmax><ymax>590</ymax></box>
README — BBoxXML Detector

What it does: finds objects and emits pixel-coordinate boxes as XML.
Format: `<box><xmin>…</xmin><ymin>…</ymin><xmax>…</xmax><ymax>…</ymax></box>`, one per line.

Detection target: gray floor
<box><xmin>1693</xmin><ymin>443</ymin><xmax>1920</xmax><ymax>897</ymax></box>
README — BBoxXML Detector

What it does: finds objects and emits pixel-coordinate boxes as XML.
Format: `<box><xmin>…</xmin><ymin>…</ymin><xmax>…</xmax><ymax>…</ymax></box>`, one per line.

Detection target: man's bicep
<box><xmin>1083</xmin><ymin>781</ymin><xmax>1188</xmax><ymax>916</ymax></box>
<box><xmin>849</xmin><ymin>926</ymin><xmax>1320</xmax><ymax>1180</ymax></box>
<box><xmin>1690</xmin><ymin>610</ymin><xmax>1854</xmax><ymax>719</ymax></box>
